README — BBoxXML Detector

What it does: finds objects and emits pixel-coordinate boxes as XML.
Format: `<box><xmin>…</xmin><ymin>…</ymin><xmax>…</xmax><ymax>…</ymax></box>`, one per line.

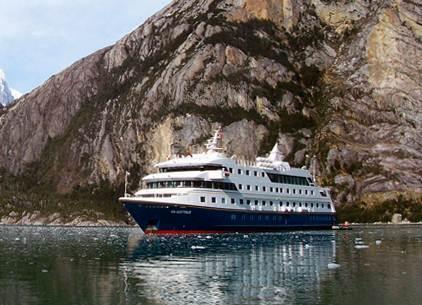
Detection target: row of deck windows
<box><xmin>201</xmin><ymin>196</ymin><xmax>331</xmax><ymax>209</ymax></box>
<box><xmin>239</xmin><ymin>184</ymin><xmax>314</xmax><ymax>196</ymax></box>
<box><xmin>146</xmin><ymin>180</ymin><xmax>237</xmax><ymax>190</ymax></box>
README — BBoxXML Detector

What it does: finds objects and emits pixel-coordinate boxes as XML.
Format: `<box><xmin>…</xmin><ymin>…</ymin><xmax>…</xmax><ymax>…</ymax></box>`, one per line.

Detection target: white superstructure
<box><xmin>124</xmin><ymin>128</ymin><xmax>335</xmax><ymax>215</ymax></box>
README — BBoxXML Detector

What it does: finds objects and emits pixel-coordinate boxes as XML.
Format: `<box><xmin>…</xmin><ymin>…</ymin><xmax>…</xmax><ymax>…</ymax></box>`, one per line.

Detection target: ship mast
<box><xmin>206</xmin><ymin>127</ymin><xmax>224</xmax><ymax>153</ymax></box>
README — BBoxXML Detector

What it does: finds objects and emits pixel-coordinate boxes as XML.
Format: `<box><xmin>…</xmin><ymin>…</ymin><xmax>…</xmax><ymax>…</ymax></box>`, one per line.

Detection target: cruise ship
<box><xmin>119</xmin><ymin>128</ymin><xmax>337</xmax><ymax>234</ymax></box>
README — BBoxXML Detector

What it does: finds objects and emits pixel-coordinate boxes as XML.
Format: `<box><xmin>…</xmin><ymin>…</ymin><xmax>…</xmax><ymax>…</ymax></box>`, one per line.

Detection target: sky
<box><xmin>0</xmin><ymin>0</ymin><xmax>172</xmax><ymax>94</ymax></box>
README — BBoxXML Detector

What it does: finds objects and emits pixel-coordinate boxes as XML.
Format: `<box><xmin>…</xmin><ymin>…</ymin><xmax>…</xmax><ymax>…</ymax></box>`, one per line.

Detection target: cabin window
<box><xmin>238</xmin><ymin>184</ymin><xmax>243</xmax><ymax>190</ymax></box>
<box><xmin>305</xmin><ymin>203</ymin><xmax>308</xmax><ymax>208</ymax></box>
<box><xmin>240</xmin><ymin>199</ymin><xmax>244</xmax><ymax>205</ymax></box>
<box><xmin>321</xmin><ymin>203</ymin><xmax>325</xmax><ymax>208</ymax></box>
<box><xmin>255</xmin><ymin>185</ymin><xmax>259</xmax><ymax>191</ymax></box>
<box><xmin>286</xmin><ymin>188</ymin><xmax>290</xmax><ymax>194</ymax></box>
<box><xmin>279</xmin><ymin>201</ymin><xmax>283</xmax><ymax>206</ymax></box>
<box><xmin>211</xmin><ymin>197</ymin><xmax>216</xmax><ymax>203</ymax></box>
<box><xmin>270</xmin><ymin>187</ymin><xmax>273</xmax><ymax>192</ymax></box>
<box><xmin>299</xmin><ymin>202</ymin><xmax>302</xmax><ymax>207</ymax></box>
<box><xmin>275</xmin><ymin>187</ymin><xmax>279</xmax><ymax>192</ymax></box>
<box><xmin>247</xmin><ymin>200</ymin><xmax>251</xmax><ymax>205</ymax></box>
<box><xmin>246</xmin><ymin>170</ymin><xmax>250</xmax><ymax>176</ymax></box>
<box><xmin>254</xmin><ymin>200</ymin><xmax>258</xmax><ymax>205</ymax></box>
<box><xmin>263</xmin><ymin>186</ymin><xmax>266</xmax><ymax>192</ymax></box>
<box><xmin>316</xmin><ymin>203</ymin><xmax>319</xmax><ymax>208</ymax></box>
<box><xmin>261</xmin><ymin>172</ymin><xmax>265</xmax><ymax>177</ymax></box>
<box><xmin>229</xmin><ymin>168</ymin><xmax>233</xmax><ymax>173</ymax></box>
<box><xmin>328</xmin><ymin>204</ymin><xmax>331</xmax><ymax>209</ymax></box>
<box><xmin>305</xmin><ymin>190</ymin><xmax>308</xmax><ymax>195</ymax></box>
<box><xmin>311</xmin><ymin>203</ymin><xmax>314</xmax><ymax>208</ymax></box>
<box><xmin>280</xmin><ymin>188</ymin><xmax>283</xmax><ymax>193</ymax></box>
<box><xmin>254</xmin><ymin>171</ymin><xmax>258</xmax><ymax>176</ymax></box>
<box><xmin>222</xmin><ymin>198</ymin><xmax>226</xmax><ymax>204</ymax></box>
<box><xmin>270</xmin><ymin>201</ymin><xmax>273</xmax><ymax>206</ymax></box>
<box><xmin>238</xmin><ymin>169</ymin><xmax>242</xmax><ymax>175</ymax></box>
<box><xmin>286</xmin><ymin>202</ymin><xmax>289</xmax><ymax>207</ymax></box>
<box><xmin>293</xmin><ymin>202</ymin><xmax>296</xmax><ymax>207</ymax></box>
<box><xmin>262</xmin><ymin>201</ymin><xmax>266</xmax><ymax>206</ymax></box>
<box><xmin>231</xmin><ymin>198</ymin><xmax>235</xmax><ymax>204</ymax></box>
<box><xmin>299</xmin><ymin>189</ymin><xmax>302</xmax><ymax>194</ymax></box>
<box><xmin>247</xmin><ymin>185</ymin><xmax>251</xmax><ymax>191</ymax></box>
<box><xmin>200</xmin><ymin>196</ymin><xmax>205</xmax><ymax>203</ymax></box>
<box><xmin>311</xmin><ymin>190</ymin><xmax>314</xmax><ymax>195</ymax></box>
<box><xmin>293</xmin><ymin>189</ymin><xmax>296</xmax><ymax>194</ymax></box>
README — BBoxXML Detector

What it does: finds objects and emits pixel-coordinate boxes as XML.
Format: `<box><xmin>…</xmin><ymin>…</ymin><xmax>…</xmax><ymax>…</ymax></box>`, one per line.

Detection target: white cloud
<box><xmin>11</xmin><ymin>88</ymin><xmax>22</xmax><ymax>99</ymax></box>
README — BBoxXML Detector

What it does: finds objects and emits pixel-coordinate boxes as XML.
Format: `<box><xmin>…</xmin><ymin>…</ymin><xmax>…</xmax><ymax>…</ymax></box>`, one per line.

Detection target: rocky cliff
<box><xmin>0</xmin><ymin>0</ymin><xmax>421</xmax><ymax>224</ymax></box>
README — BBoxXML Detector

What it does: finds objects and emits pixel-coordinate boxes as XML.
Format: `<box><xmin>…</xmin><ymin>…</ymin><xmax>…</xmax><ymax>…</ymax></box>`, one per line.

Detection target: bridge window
<box><xmin>266</xmin><ymin>173</ymin><xmax>310</xmax><ymax>186</ymax></box>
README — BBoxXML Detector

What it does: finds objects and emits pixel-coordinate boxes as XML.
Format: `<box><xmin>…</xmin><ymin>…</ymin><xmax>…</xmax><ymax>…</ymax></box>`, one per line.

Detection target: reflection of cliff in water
<box><xmin>122</xmin><ymin>232</ymin><xmax>337</xmax><ymax>305</ymax></box>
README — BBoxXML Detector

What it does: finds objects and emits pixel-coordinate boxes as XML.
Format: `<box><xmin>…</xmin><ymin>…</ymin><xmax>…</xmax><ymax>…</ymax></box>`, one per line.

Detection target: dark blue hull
<box><xmin>123</xmin><ymin>201</ymin><xmax>337</xmax><ymax>234</ymax></box>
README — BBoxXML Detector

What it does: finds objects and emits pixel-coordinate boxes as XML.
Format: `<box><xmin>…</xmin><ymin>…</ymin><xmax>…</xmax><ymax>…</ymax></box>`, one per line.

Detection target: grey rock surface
<box><xmin>0</xmin><ymin>0</ymin><xmax>420</xmax><ymax>215</ymax></box>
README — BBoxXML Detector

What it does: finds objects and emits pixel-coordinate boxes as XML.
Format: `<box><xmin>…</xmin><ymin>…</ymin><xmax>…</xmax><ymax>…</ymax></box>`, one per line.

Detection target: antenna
<box><xmin>124</xmin><ymin>171</ymin><xmax>130</xmax><ymax>197</ymax></box>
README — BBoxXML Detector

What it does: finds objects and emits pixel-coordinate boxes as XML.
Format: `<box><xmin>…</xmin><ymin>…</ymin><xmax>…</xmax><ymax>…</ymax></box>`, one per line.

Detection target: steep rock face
<box><xmin>0</xmin><ymin>0</ymin><xmax>420</xmax><ymax>221</ymax></box>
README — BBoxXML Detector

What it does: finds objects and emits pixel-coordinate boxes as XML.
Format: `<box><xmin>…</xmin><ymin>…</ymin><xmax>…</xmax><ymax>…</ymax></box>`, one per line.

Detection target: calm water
<box><xmin>0</xmin><ymin>225</ymin><xmax>421</xmax><ymax>305</ymax></box>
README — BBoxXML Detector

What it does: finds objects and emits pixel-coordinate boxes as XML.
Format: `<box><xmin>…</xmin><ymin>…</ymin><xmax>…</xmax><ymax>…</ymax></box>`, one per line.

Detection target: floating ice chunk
<box><xmin>109</xmin><ymin>234</ymin><xmax>118</xmax><ymax>238</ymax></box>
<box><xmin>375</xmin><ymin>240</ymin><xmax>382</xmax><ymax>245</ymax></box>
<box><xmin>355</xmin><ymin>245</ymin><xmax>369</xmax><ymax>249</ymax></box>
<box><xmin>206</xmin><ymin>235</ymin><xmax>212</xmax><ymax>239</ymax></box>
<box><xmin>327</xmin><ymin>263</ymin><xmax>341</xmax><ymax>269</ymax></box>
<box><xmin>191</xmin><ymin>245</ymin><xmax>206</xmax><ymax>250</ymax></box>
<box><xmin>305</xmin><ymin>244</ymin><xmax>311</xmax><ymax>249</ymax></box>
<box><xmin>41</xmin><ymin>269</ymin><xmax>48</xmax><ymax>273</ymax></box>
<box><xmin>15</xmin><ymin>237</ymin><xmax>20</xmax><ymax>241</ymax></box>
<box><xmin>243</xmin><ymin>235</ymin><xmax>249</xmax><ymax>238</ymax></box>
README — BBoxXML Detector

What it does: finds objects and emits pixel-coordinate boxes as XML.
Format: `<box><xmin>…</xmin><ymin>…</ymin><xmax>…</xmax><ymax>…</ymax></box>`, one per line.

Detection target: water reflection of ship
<box><xmin>122</xmin><ymin>233</ymin><xmax>337</xmax><ymax>305</ymax></box>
